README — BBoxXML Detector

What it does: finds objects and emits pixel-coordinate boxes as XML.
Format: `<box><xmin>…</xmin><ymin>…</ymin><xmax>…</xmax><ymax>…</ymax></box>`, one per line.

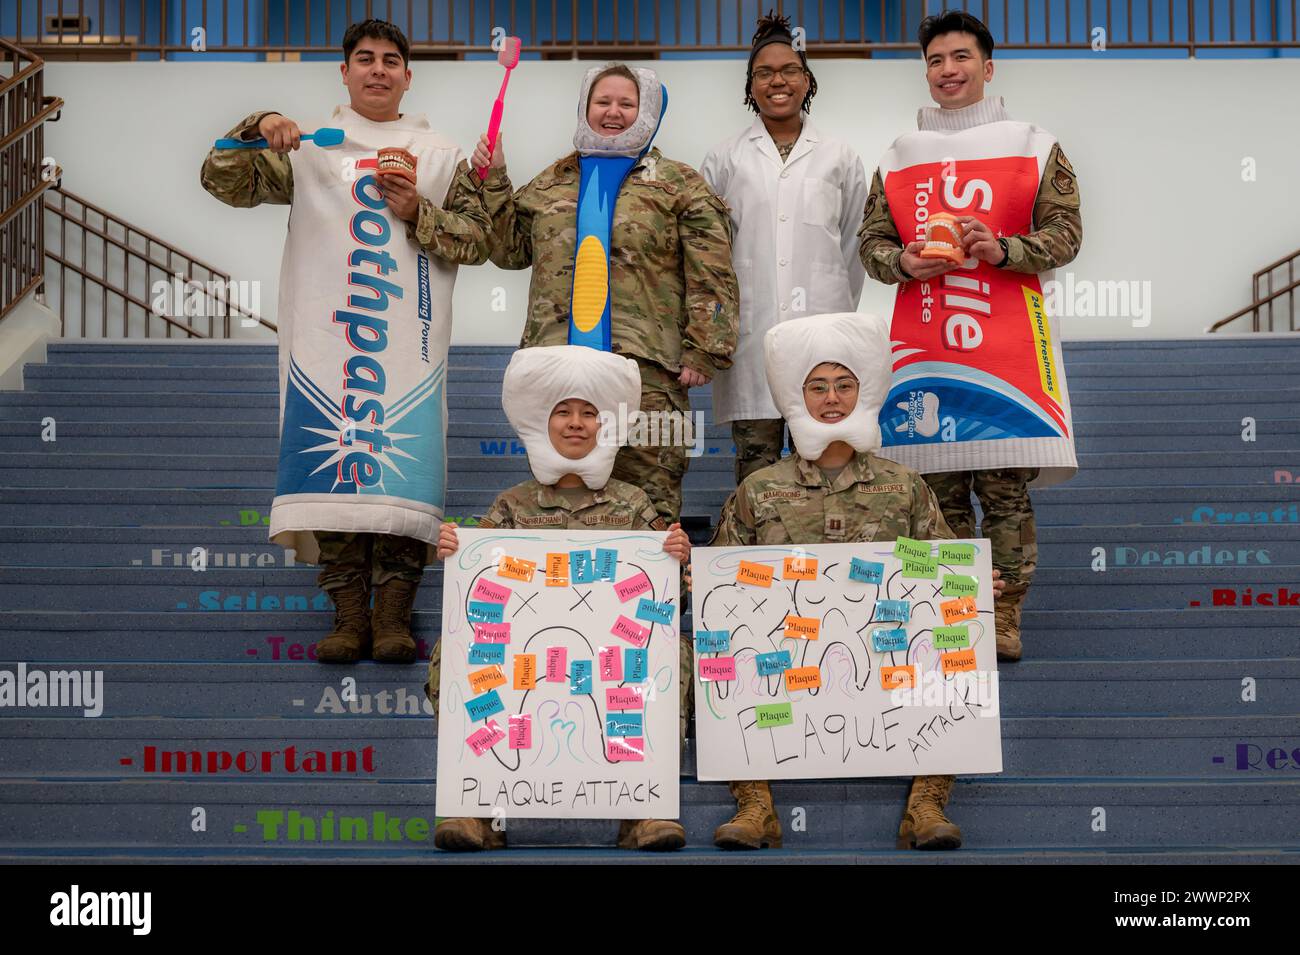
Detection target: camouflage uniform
<box><xmin>710</xmin><ymin>449</ymin><xmax>959</xmax><ymax>848</ymax></box>
<box><xmin>480</xmin><ymin>150</ymin><xmax>740</xmax><ymax>524</ymax></box>
<box><xmin>856</xmin><ymin>140</ymin><xmax>1081</xmax><ymax>598</ymax></box>
<box><xmin>731</xmin><ymin>419</ymin><xmax>789</xmax><ymax>485</ymax></box>
<box><xmin>424</xmin><ymin>477</ymin><xmax>695</xmax><ymax>748</ymax></box>
<box><xmin>201</xmin><ymin>111</ymin><xmax>495</xmax><ymax>583</ymax></box>
<box><xmin>711</xmin><ymin>451</ymin><xmax>954</xmax><ymax>548</ymax></box>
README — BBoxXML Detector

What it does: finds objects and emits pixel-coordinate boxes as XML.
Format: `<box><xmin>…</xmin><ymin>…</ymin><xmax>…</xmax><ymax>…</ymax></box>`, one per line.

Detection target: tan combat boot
<box><xmin>713</xmin><ymin>780</ymin><xmax>782</xmax><ymax>850</ymax></box>
<box><xmin>897</xmin><ymin>774</ymin><xmax>962</xmax><ymax>850</ymax></box>
<box><xmin>371</xmin><ymin>578</ymin><xmax>419</xmax><ymax>663</ymax></box>
<box><xmin>433</xmin><ymin>817</ymin><xmax>506</xmax><ymax>852</ymax></box>
<box><xmin>314</xmin><ymin>578</ymin><xmax>372</xmax><ymax>663</ymax></box>
<box><xmin>617</xmin><ymin>819</ymin><xmax>686</xmax><ymax>851</ymax></box>
<box><xmin>995</xmin><ymin>581</ymin><xmax>1029</xmax><ymax>662</ymax></box>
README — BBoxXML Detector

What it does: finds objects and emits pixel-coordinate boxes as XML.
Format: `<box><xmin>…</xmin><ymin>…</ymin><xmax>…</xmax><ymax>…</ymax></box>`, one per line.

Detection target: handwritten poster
<box><xmin>690</xmin><ymin>539</ymin><xmax>1002</xmax><ymax>780</ymax></box>
<box><xmin>436</xmin><ymin>529</ymin><xmax>680</xmax><ymax>819</ymax></box>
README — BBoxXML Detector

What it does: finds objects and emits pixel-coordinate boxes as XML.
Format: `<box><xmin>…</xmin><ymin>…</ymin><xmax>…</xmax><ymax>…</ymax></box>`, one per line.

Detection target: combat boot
<box><xmin>372</xmin><ymin>578</ymin><xmax>419</xmax><ymax>663</ymax></box>
<box><xmin>897</xmin><ymin>774</ymin><xmax>962</xmax><ymax>850</ymax></box>
<box><xmin>995</xmin><ymin>581</ymin><xmax>1029</xmax><ymax>662</ymax></box>
<box><xmin>314</xmin><ymin>578</ymin><xmax>372</xmax><ymax>663</ymax></box>
<box><xmin>433</xmin><ymin>817</ymin><xmax>506</xmax><ymax>852</ymax></box>
<box><xmin>617</xmin><ymin>818</ymin><xmax>686</xmax><ymax>851</ymax></box>
<box><xmin>713</xmin><ymin>780</ymin><xmax>782</xmax><ymax>850</ymax></box>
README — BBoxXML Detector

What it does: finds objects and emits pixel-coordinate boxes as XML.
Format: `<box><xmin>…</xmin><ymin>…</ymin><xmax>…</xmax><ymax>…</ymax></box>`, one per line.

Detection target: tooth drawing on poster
<box><xmin>690</xmin><ymin>539</ymin><xmax>1002</xmax><ymax>781</ymax></box>
<box><xmin>437</xmin><ymin>528</ymin><xmax>680</xmax><ymax>819</ymax></box>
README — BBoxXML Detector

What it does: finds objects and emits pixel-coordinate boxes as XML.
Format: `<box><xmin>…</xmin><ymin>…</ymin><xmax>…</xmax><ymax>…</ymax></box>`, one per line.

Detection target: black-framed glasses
<box><xmin>752</xmin><ymin>65</ymin><xmax>806</xmax><ymax>84</ymax></box>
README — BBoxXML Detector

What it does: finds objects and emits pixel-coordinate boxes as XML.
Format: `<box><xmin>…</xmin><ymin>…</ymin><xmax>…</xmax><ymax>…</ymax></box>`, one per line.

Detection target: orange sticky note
<box><xmin>512</xmin><ymin>653</ymin><xmax>537</xmax><ymax>690</ymax></box>
<box><xmin>783</xmin><ymin>615</ymin><xmax>820</xmax><ymax>640</ymax></box>
<box><xmin>498</xmin><ymin>555</ymin><xmax>537</xmax><ymax>582</ymax></box>
<box><xmin>468</xmin><ymin>664</ymin><xmax>507</xmax><ymax>695</ymax></box>
<box><xmin>544</xmin><ymin>552</ymin><xmax>568</xmax><ymax>587</ymax></box>
<box><xmin>783</xmin><ymin>556</ymin><xmax>818</xmax><ymax>581</ymax></box>
<box><xmin>881</xmin><ymin>665</ymin><xmax>916</xmax><ymax>690</ymax></box>
<box><xmin>784</xmin><ymin>666</ymin><xmax>822</xmax><ymax>692</ymax></box>
<box><xmin>735</xmin><ymin>560</ymin><xmax>774</xmax><ymax>588</ymax></box>
<box><xmin>940</xmin><ymin>596</ymin><xmax>978</xmax><ymax>625</ymax></box>
<box><xmin>940</xmin><ymin>648</ymin><xmax>977</xmax><ymax>674</ymax></box>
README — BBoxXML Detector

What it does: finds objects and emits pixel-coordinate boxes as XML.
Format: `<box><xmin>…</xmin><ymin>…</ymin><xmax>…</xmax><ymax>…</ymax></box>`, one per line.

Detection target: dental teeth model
<box><xmin>376</xmin><ymin>147</ymin><xmax>417</xmax><ymax>182</ymax></box>
<box><xmin>919</xmin><ymin>211</ymin><xmax>965</xmax><ymax>264</ymax></box>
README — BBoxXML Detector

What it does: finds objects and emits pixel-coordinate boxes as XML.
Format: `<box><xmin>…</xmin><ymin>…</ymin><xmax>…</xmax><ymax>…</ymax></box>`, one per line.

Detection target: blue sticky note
<box><xmin>849</xmin><ymin>558</ymin><xmax>885</xmax><ymax>584</ymax></box>
<box><xmin>695</xmin><ymin>629</ymin><xmax>730</xmax><ymax>653</ymax></box>
<box><xmin>468</xmin><ymin>643</ymin><xmax>506</xmax><ymax>665</ymax></box>
<box><xmin>605</xmin><ymin>712</ymin><xmax>644</xmax><ymax>738</ymax></box>
<box><xmin>875</xmin><ymin>599</ymin><xmax>911</xmax><ymax>623</ymax></box>
<box><xmin>467</xmin><ymin>600</ymin><xmax>505</xmax><ymax>624</ymax></box>
<box><xmin>595</xmin><ymin>548</ymin><xmax>619</xmax><ymax>581</ymax></box>
<box><xmin>624</xmin><ymin>648</ymin><xmax>648</xmax><ymax>682</ymax></box>
<box><xmin>570</xmin><ymin>550</ymin><xmax>597</xmax><ymax>584</ymax></box>
<box><xmin>754</xmin><ymin>650</ymin><xmax>792</xmax><ymax>677</ymax></box>
<box><xmin>465</xmin><ymin>689</ymin><xmax>504</xmax><ymax>722</ymax></box>
<box><xmin>871</xmin><ymin>627</ymin><xmax>908</xmax><ymax>652</ymax></box>
<box><xmin>570</xmin><ymin>659</ymin><xmax>593</xmax><ymax>695</ymax></box>
<box><xmin>635</xmin><ymin>597</ymin><xmax>675</xmax><ymax>625</ymax></box>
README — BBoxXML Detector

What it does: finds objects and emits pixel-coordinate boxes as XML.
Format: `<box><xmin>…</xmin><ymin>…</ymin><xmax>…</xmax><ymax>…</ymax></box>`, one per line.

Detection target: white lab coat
<box><xmin>701</xmin><ymin>118</ymin><xmax>868</xmax><ymax>424</ymax></box>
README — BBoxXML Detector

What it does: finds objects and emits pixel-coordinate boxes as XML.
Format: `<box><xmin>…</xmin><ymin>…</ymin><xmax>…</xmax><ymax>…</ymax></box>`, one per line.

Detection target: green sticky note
<box><xmin>902</xmin><ymin>556</ymin><xmax>939</xmax><ymax>579</ymax></box>
<box><xmin>933</xmin><ymin>625</ymin><xmax>970</xmax><ymax>649</ymax></box>
<box><xmin>939</xmin><ymin>543</ymin><xmax>976</xmax><ymax>565</ymax></box>
<box><xmin>893</xmin><ymin>536</ymin><xmax>931</xmax><ymax>561</ymax></box>
<box><xmin>755</xmin><ymin>703</ymin><xmax>794</xmax><ymax>729</ymax></box>
<box><xmin>942</xmin><ymin>574</ymin><xmax>979</xmax><ymax>597</ymax></box>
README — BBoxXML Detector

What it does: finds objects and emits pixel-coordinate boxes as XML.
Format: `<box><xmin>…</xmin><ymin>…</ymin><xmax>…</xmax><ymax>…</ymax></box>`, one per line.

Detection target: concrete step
<box><xmin>4</xmin><ymin>608</ymin><xmax>1297</xmax><ymax>663</ymax></box>
<box><xmin>0</xmin><ymin>715</ymin><xmax>1293</xmax><ymax>779</ymax></box>
<box><xmin>0</xmin><ymin>778</ymin><xmax>1294</xmax><ymax>851</ymax></box>
<box><xmin>1</xmin><ymin>660</ymin><xmax>1292</xmax><ymax>719</ymax></box>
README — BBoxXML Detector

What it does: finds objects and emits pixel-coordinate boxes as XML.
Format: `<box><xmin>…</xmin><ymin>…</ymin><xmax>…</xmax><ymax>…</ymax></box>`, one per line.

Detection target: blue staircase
<box><xmin>1</xmin><ymin>339</ymin><xmax>1298</xmax><ymax>864</ymax></box>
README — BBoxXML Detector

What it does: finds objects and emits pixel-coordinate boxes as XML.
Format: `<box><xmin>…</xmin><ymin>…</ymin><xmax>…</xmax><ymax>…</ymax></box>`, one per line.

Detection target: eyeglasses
<box><xmin>803</xmin><ymin>379</ymin><xmax>859</xmax><ymax>397</ymax></box>
<box><xmin>752</xmin><ymin>65</ymin><xmax>806</xmax><ymax>84</ymax></box>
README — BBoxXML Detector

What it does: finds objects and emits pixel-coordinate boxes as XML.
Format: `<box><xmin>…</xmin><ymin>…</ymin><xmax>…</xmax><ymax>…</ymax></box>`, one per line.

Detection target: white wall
<box><xmin>42</xmin><ymin>57</ymin><xmax>1300</xmax><ymax>342</ymax></box>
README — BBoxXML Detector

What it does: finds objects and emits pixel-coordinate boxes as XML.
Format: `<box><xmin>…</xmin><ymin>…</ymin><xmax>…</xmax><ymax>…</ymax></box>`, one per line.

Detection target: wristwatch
<box><xmin>995</xmin><ymin>237</ymin><xmax>1010</xmax><ymax>268</ymax></box>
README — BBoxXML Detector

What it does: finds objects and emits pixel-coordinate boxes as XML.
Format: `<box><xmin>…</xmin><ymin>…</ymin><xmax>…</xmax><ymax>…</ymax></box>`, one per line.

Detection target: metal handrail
<box><xmin>1209</xmin><ymin>268</ymin><xmax>1300</xmax><ymax>334</ymax></box>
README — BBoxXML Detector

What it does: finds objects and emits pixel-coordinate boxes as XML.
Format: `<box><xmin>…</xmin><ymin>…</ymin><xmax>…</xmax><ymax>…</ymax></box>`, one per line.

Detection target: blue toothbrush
<box><xmin>214</xmin><ymin>127</ymin><xmax>344</xmax><ymax>149</ymax></box>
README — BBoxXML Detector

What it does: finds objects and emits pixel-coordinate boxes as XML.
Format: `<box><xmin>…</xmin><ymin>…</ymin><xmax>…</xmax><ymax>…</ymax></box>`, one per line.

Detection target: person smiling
<box><xmin>857</xmin><ymin>10</ymin><xmax>1083</xmax><ymax>664</ymax></box>
<box><xmin>471</xmin><ymin>63</ymin><xmax>739</xmax><ymax>527</ymax></box>
<box><xmin>701</xmin><ymin>11</ymin><xmax>868</xmax><ymax>484</ymax></box>
<box><xmin>200</xmin><ymin>19</ymin><xmax>495</xmax><ymax>667</ymax></box>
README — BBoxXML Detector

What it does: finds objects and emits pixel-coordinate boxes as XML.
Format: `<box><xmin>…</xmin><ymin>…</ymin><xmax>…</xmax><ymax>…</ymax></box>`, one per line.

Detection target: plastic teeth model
<box><xmin>919</xmin><ymin>211</ymin><xmax>965</xmax><ymax>264</ymax></box>
<box><xmin>377</xmin><ymin>147</ymin><xmax>417</xmax><ymax>182</ymax></box>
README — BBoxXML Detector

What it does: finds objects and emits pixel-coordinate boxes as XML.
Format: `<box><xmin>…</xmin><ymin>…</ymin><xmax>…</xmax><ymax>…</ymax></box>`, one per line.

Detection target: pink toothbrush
<box><xmin>478</xmin><ymin>36</ymin><xmax>521</xmax><ymax>181</ymax></box>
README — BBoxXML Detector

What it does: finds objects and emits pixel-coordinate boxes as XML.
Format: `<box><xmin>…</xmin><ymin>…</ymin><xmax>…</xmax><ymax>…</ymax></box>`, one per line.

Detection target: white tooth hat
<box><xmin>763</xmin><ymin>312</ymin><xmax>893</xmax><ymax>461</ymax></box>
<box><xmin>573</xmin><ymin>63</ymin><xmax>666</xmax><ymax>158</ymax></box>
<box><xmin>501</xmin><ymin>346</ymin><xmax>642</xmax><ymax>490</ymax></box>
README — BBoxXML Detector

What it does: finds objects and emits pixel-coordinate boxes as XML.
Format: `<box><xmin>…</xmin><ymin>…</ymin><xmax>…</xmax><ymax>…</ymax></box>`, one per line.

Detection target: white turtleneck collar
<box><xmin>917</xmin><ymin>95</ymin><xmax>1011</xmax><ymax>132</ymax></box>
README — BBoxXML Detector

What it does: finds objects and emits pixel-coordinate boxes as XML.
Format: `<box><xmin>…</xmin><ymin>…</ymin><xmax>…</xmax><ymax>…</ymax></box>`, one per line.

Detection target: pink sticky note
<box><xmin>599</xmin><ymin>646</ymin><xmax>623</xmax><ymax>682</ymax></box>
<box><xmin>607</xmin><ymin>737</ymin><xmax>645</xmax><ymax>762</ymax></box>
<box><xmin>614</xmin><ymin>571</ymin><xmax>653</xmax><ymax>603</ymax></box>
<box><xmin>611</xmin><ymin>615</ymin><xmax>651</xmax><ymax>648</ymax></box>
<box><xmin>472</xmin><ymin>622</ymin><xmax>511</xmax><ymax>644</ymax></box>
<box><xmin>699</xmin><ymin>656</ymin><xmax>737</xmax><ymax>682</ymax></box>
<box><xmin>545</xmin><ymin>646</ymin><xmax>568</xmax><ymax>682</ymax></box>
<box><xmin>508</xmin><ymin>714</ymin><xmax>532</xmax><ymax>750</ymax></box>
<box><xmin>606</xmin><ymin>687</ymin><xmax>645</xmax><ymax>711</ymax></box>
<box><xmin>466</xmin><ymin>719</ymin><xmax>506</xmax><ymax>756</ymax></box>
<box><xmin>472</xmin><ymin>577</ymin><xmax>512</xmax><ymax>605</ymax></box>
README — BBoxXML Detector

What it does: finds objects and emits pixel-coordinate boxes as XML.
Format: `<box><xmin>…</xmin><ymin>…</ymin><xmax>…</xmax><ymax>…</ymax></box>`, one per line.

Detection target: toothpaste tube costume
<box><xmin>876</xmin><ymin>97</ymin><xmax>1077</xmax><ymax>486</ymax></box>
<box><xmin>269</xmin><ymin>104</ymin><xmax>463</xmax><ymax>563</ymax></box>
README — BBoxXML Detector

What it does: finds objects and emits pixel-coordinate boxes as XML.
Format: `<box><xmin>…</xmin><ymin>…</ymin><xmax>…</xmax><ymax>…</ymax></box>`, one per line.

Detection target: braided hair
<box><xmin>743</xmin><ymin>10</ymin><xmax>818</xmax><ymax>114</ymax></box>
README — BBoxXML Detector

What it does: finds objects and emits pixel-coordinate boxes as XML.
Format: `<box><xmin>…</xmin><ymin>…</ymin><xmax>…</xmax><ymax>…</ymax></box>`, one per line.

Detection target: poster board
<box><xmin>690</xmin><ymin>538</ymin><xmax>1002</xmax><ymax>780</ymax></box>
<box><xmin>436</xmin><ymin>528</ymin><xmax>680</xmax><ymax>819</ymax></box>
